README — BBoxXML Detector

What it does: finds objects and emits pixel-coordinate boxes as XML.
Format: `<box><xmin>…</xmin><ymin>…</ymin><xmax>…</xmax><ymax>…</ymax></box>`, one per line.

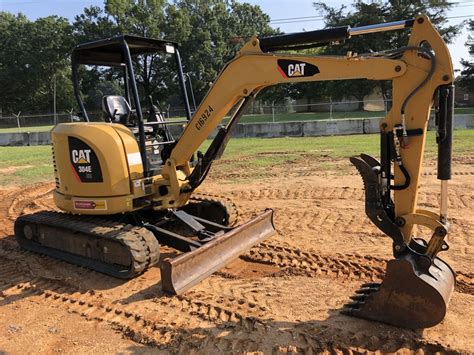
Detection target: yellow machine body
<box><xmin>52</xmin><ymin>122</ymin><xmax>191</xmax><ymax>214</ymax></box>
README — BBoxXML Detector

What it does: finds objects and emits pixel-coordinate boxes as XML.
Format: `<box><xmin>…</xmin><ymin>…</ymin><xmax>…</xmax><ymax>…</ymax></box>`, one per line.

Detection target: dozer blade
<box><xmin>161</xmin><ymin>209</ymin><xmax>275</xmax><ymax>295</ymax></box>
<box><xmin>342</xmin><ymin>250</ymin><xmax>456</xmax><ymax>329</ymax></box>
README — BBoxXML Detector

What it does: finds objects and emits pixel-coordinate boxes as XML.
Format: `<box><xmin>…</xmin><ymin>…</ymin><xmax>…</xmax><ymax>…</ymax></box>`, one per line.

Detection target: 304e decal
<box><xmin>68</xmin><ymin>136</ymin><xmax>103</xmax><ymax>183</ymax></box>
<box><xmin>277</xmin><ymin>59</ymin><xmax>319</xmax><ymax>78</ymax></box>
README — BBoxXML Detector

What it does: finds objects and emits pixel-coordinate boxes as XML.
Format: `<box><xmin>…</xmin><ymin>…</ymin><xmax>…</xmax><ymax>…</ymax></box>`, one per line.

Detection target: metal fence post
<box><xmin>13</xmin><ymin>111</ymin><xmax>21</xmax><ymax>132</ymax></box>
<box><xmin>53</xmin><ymin>75</ymin><xmax>57</xmax><ymax>125</ymax></box>
<box><xmin>329</xmin><ymin>97</ymin><xmax>333</xmax><ymax>119</ymax></box>
<box><xmin>272</xmin><ymin>102</ymin><xmax>275</xmax><ymax>123</ymax></box>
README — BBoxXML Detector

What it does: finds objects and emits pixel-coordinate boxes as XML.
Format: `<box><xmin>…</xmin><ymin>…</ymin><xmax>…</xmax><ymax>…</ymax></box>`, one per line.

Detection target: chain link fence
<box><xmin>1</xmin><ymin>99</ymin><xmax>473</xmax><ymax>132</ymax></box>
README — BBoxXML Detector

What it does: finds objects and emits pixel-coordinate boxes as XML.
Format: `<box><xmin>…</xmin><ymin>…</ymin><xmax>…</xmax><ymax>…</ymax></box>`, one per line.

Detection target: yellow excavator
<box><xmin>15</xmin><ymin>15</ymin><xmax>455</xmax><ymax>329</ymax></box>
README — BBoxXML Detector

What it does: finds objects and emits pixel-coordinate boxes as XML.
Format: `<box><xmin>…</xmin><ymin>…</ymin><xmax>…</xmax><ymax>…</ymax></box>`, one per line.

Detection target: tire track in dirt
<box><xmin>211</xmin><ymin>168</ymin><xmax>474</xmax><ymax>181</ymax></box>
<box><xmin>228</xmin><ymin>185</ymin><xmax>472</xmax><ymax>210</ymax></box>
<box><xmin>271</xmin><ymin>207</ymin><xmax>375</xmax><ymax>236</ymax></box>
<box><xmin>0</xmin><ymin>253</ymin><xmax>242</xmax><ymax>349</ymax></box>
<box><xmin>0</xmin><ymin>246</ymin><xmax>463</xmax><ymax>354</ymax></box>
<box><xmin>272</xmin><ymin>207</ymin><xmax>472</xmax><ymax>241</ymax></box>
<box><xmin>6</xmin><ymin>183</ymin><xmax>55</xmax><ymax>222</ymax></box>
<box><xmin>245</xmin><ymin>243</ymin><xmax>474</xmax><ymax>296</ymax></box>
<box><xmin>245</xmin><ymin>243</ymin><xmax>386</xmax><ymax>282</ymax></box>
<box><xmin>423</xmin><ymin>171</ymin><xmax>474</xmax><ymax>176</ymax></box>
<box><xmin>229</xmin><ymin>186</ymin><xmax>365</xmax><ymax>202</ymax></box>
<box><xmin>0</xmin><ymin>255</ymin><xmax>390</xmax><ymax>353</ymax></box>
<box><xmin>182</xmin><ymin>280</ymin><xmax>273</xmax><ymax>318</ymax></box>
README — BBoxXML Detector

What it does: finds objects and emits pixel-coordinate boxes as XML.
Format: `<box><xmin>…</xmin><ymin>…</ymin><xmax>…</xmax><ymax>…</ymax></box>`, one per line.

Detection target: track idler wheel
<box><xmin>342</xmin><ymin>249</ymin><xmax>456</xmax><ymax>329</ymax></box>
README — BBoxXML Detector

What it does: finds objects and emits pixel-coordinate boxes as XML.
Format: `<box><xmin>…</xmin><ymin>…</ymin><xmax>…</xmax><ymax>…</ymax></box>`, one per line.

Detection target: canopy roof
<box><xmin>72</xmin><ymin>34</ymin><xmax>178</xmax><ymax>66</ymax></box>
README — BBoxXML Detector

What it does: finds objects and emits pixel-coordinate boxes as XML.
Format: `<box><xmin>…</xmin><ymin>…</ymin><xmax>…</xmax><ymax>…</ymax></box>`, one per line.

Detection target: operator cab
<box><xmin>71</xmin><ymin>35</ymin><xmax>192</xmax><ymax>175</ymax></box>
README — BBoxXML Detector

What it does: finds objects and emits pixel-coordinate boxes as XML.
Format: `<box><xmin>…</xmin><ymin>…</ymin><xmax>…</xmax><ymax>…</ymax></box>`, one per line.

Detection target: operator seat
<box><xmin>102</xmin><ymin>95</ymin><xmax>131</xmax><ymax>125</ymax></box>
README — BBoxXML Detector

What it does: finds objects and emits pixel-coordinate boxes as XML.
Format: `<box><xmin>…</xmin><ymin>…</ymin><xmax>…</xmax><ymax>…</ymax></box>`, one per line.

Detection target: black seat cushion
<box><xmin>102</xmin><ymin>95</ymin><xmax>131</xmax><ymax>124</ymax></box>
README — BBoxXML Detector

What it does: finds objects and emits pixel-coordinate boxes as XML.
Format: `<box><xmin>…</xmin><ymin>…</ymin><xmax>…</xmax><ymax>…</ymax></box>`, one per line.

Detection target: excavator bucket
<box><xmin>160</xmin><ymin>209</ymin><xmax>275</xmax><ymax>294</ymax></box>
<box><xmin>342</xmin><ymin>250</ymin><xmax>455</xmax><ymax>329</ymax></box>
<box><xmin>348</xmin><ymin>154</ymin><xmax>456</xmax><ymax>328</ymax></box>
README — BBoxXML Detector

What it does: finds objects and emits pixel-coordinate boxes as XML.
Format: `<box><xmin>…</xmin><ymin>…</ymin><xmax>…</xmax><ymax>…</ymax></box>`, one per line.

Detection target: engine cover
<box><xmin>51</xmin><ymin>122</ymin><xmax>144</xmax><ymax>214</ymax></box>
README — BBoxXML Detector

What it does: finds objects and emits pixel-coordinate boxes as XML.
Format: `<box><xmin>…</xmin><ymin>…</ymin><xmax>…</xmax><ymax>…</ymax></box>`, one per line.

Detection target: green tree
<box><xmin>73</xmin><ymin>1</ymin><xmax>168</xmax><ymax>105</ymax></box>
<box><xmin>0</xmin><ymin>12</ymin><xmax>31</xmax><ymax>114</ymax></box>
<box><xmin>312</xmin><ymin>0</ymin><xmax>460</xmax><ymax>107</ymax></box>
<box><xmin>0</xmin><ymin>13</ymin><xmax>74</xmax><ymax>115</ymax></box>
<box><xmin>28</xmin><ymin>16</ymin><xmax>75</xmax><ymax>113</ymax></box>
<box><xmin>165</xmin><ymin>0</ymin><xmax>278</xmax><ymax>104</ymax></box>
<box><xmin>458</xmin><ymin>20</ymin><xmax>474</xmax><ymax>92</ymax></box>
<box><xmin>72</xmin><ymin>0</ymin><xmax>278</xmax><ymax>109</ymax></box>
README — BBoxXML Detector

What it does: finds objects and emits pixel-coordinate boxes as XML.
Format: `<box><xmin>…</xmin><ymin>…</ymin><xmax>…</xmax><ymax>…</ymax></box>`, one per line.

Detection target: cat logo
<box><xmin>287</xmin><ymin>63</ymin><xmax>306</xmax><ymax>77</ymax></box>
<box><xmin>71</xmin><ymin>149</ymin><xmax>91</xmax><ymax>164</ymax></box>
<box><xmin>277</xmin><ymin>59</ymin><xmax>319</xmax><ymax>78</ymax></box>
<box><xmin>68</xmin><ymin>137</ymin><xmax>103</xmax><ymax>183</ymax></box>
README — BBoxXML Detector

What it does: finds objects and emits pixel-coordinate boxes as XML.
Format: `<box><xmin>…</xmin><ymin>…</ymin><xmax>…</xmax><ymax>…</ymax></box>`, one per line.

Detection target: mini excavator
<box><xmin>15</xmin><ymin>15</ymin><xmax>456</xmax><ymax>329</ymax></box>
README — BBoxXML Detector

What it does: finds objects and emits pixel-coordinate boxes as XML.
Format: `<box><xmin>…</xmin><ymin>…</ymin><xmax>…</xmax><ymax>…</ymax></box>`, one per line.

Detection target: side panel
<box><xmin>52</xmin><ymin>123</ymin><xmax>132</xmax><ymax>199</ymax></box>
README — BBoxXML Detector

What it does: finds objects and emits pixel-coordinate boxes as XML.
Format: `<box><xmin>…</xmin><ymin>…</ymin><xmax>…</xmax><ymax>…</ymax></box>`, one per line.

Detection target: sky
<box><xmin>1</xmin><ymin>0</ymin><xmax>472</xmax><ymax>71</ymax></box>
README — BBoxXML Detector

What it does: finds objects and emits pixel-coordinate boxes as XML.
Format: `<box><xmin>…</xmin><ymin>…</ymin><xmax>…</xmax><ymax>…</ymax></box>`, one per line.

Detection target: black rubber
<box><xmin>259</xmin><ymin>26</ymin><xmax>349</xmax><ymax>52</ymax></box>
<box><xmin>14</xmin><ymin>211</ymin><xmax>160</xmax><ymax>279</ymax></box>
<box><xmin>185</xmin><ymin>193</ymin><xmax>239</xmax><ymax>226</ymax></box>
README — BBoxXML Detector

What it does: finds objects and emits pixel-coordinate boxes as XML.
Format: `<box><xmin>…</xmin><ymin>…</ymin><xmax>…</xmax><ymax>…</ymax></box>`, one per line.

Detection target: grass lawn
<box><xmin>0</xmin><ymin>145</ymin><xmax>52</xmax><ymax>186</ymax></box>
<box><xmin>237</xmin><ymin>110</ymin><xmax>385</xmax><ymax>123</ymax></box>
<box><xmin>2</xmin><ymin>130</ymin><xmax>472</xmax><ymax>187</ymax></box>
<box><xmin>0</xmin><ymin>125</ymin><xmax>54</xmax><ymax>133</ymax></box>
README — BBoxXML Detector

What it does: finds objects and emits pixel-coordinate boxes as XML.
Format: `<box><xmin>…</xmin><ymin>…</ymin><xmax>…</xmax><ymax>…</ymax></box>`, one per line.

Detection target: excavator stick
<box><xmin>346</xmin><ymin>84</ymin><xmax>457</xmax><ymax>328</ymax></box>
<box><xmin>160</xmin><ymin>209</ymin><xmax>275</xmax><ymax>294</ymax></box>
<box><xmin>347</xmin><ymin>152</ymin><xmax>456</xmax><ymax>328</ymax></box>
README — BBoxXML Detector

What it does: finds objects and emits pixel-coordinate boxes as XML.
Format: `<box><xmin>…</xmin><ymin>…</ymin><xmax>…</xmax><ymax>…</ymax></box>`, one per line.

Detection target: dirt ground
<box><xmin>0</xmin><ymin>155</ymin><xmax>472</xmax><ymax>354</ymax></box>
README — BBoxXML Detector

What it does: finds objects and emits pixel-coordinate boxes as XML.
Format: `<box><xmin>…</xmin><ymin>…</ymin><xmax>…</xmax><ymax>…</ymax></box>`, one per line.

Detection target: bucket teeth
<box><xmin>355</xmin><ymin>286</ymin><xmax>378</xmax><ymax>294</ymax></box>
<box><xmin>349</xmin><ymin>294</ymin><xmax>366</xmax><ymax>301</ymax></box>
<box><xmin>341</xmin><ymin>305</ymin><xmax>361</xmax><ymax>316</ymax></box>
<box><xmin>360</xmin><ymin>282</ymin><xmax>381</xmax><ymax>288</ymax></box>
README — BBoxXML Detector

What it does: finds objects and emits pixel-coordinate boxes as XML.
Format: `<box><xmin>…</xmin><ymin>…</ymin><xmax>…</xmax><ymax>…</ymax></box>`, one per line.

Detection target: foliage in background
<box><xmin>458</xmin><ymin>20</ymin><xmax>473</xmax><ymax>92</ymax></box>
<box><xmin>0</xmin><ymin>0</ymin><xmax>465</xmax><ymax>116</ymax></box>
<box><xmin>306</xmin><ymin>0</ymin><xmax>460</xmax><ymax>107</ymax></box>
<box><xmin>0</xmin><ymin>13</ymin><xmax>75</xmax><ymax>114</ymax></box>
<box><xmin>0</xmin><ymin>0</ymin><xmax>279</xmax><ymax>115</ymax></box>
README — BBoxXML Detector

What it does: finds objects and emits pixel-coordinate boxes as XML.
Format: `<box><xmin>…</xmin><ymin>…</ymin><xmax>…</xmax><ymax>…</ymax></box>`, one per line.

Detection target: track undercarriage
<box><xmin>15</xmin><ymin>195</ymin><xmax>275</xmax><ymax>294</ymax></box>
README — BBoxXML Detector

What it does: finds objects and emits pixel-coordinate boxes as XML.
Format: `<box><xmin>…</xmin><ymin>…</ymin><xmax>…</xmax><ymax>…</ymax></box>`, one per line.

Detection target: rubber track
<box><xmin>15</xmin><ymin>211</ymin><xmax>159</xmax><ymax>278</ymax></box>
<box><xmin>190</xmin><ymin>192</ymin><xmax>240</xmax><ymax>226</ymax></box>
<box><xmin>245</xmin><ymin>242</ymin><xmax>474</xmax><ymax>295</ymax></box>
